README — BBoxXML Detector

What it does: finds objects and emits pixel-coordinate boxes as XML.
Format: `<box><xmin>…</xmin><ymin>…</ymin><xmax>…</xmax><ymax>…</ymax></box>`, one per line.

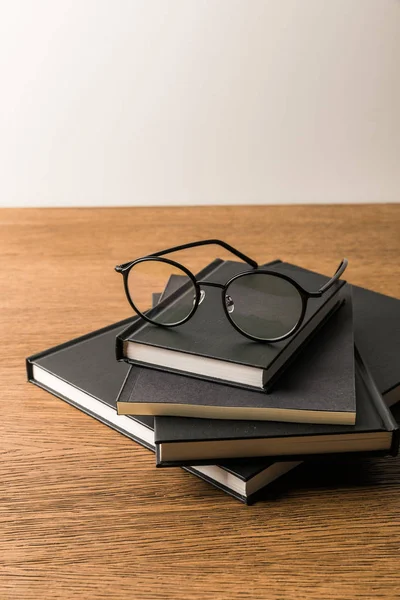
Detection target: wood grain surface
<box><xmin>1</xmin><ymin>205</ymin><xmax>400</xmax><ymax>600</ymax></box>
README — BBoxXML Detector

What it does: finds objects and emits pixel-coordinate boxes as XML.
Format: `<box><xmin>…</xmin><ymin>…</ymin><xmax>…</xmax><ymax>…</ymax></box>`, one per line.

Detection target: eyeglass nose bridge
<box><xmin>196</xmin><ymin>281</ymin><xmax>235</xmax><ymax>316</ymax></box>
<box><xmin>196</xmin><ymin>280</ymin><xmax>232</xmax><ymax>310</ymax></box>
<box><xmin>197</xmin><ymin>280</ymin><xmax>225</xmax><ymax>305</ymax></box>
<box><xmin>197</xmin><ymin>280</ymin><xmax>225</xmax><ymax>289</ymax></box>
<box><xmin>195</xmin><ymin>280</ymin><xmax>226</xmax><ymax>307</ymax></box>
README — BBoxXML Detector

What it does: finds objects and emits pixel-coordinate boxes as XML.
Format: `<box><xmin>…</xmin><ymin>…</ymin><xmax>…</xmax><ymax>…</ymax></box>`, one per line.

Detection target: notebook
<box><xmin>155</xmin><ymin>348</ymin><xmax>398</xmax><ymax>465</ymax></box>
<box><xmin>117</xmin><ymin>258</ymin><xmax>346</xmax><ymax>391</ymax></box>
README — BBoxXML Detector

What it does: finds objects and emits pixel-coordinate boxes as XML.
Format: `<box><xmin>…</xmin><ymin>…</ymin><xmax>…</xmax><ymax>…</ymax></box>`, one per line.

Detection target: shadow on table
<box><xmin>255</xmin><ymin>403</ymin><xmax>400</xmax><ymax>503</ymax></box>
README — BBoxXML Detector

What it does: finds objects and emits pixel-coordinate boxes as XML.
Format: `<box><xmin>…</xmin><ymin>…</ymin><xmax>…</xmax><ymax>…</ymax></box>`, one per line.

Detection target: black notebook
<box><xmin>155</xmin><ymin>347</ymin><xmax>399</xmax><ymax>465</ymax></box>
<box><xmin>116</xmin><ymin>258</ymin><xmax>346</xmax><ymax>392</ymax></box>
<box><xmin>117</xmin><ymin>282</ymin><xmax>356</xmax><ymax>425</ymax></box>
<box><xmin>26</xmin><ymin>318</ymin><xmax>299</xmax><ymax>505</ymax></box>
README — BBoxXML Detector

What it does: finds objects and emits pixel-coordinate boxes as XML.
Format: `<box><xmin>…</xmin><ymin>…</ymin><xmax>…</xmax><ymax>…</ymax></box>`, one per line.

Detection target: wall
<box><xmin>1</xmin><ymin>0</ymin><xmax>399</xmax><ymax>207</ymax></box>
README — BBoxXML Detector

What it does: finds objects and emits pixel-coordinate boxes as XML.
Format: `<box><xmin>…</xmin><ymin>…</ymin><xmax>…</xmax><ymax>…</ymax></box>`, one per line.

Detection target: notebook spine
<box><xmin>26</xmin><ymin>357</ymin><xmax>35</xmax><ymax>381</ymax></box>
<box><xmin>264</xmin><ymin>291</ymin><xmax>348</xmax><ymax>390</ymax></box>
<box><xmin>116</xmin><ymin>365</ymin><xmax>135</xmax><ymax>404</ymax></box>
<box><xmin>115</xmin><ymin>366</ymin><xmax>144</xmax><ymax>412</ymax></box>
<box><xmin>355</xmin><ymin>346</ymin><xmax>399</xmax><ymax>435</ymax></box>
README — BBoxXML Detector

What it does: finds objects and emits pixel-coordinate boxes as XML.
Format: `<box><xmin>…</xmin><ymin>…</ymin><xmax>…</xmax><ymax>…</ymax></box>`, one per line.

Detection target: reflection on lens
<box><xmin>127</xmin><ymin>259</ymin><xmax>197</xmax><ymax>325</ymax></box>
<box><xmin>225</xmin><ymin>273</ymin><xmax>303</xmax><ymax>340</ymax></box>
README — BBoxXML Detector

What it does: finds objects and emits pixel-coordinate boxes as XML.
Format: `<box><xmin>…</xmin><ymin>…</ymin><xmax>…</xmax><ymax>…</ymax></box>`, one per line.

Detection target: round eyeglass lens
<box><xmin>127</xmin><ymin>259</ymin><xmax>197</xmax><ymax>325</ymax></box>
<box><xmin>225</xmin><ymin>273</ymin><xmax>303</xmax><ymax>340</ymax></box>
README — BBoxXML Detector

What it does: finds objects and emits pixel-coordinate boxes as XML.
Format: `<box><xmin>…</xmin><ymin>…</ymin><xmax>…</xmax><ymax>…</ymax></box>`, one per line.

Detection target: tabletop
<box><xmin>1</xmin><ymin>204</ymin><xmax>400</xmax><ymax>600</ymax></box>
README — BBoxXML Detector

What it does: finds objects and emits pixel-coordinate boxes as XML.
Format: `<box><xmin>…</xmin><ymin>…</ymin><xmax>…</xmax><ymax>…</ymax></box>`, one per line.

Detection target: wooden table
<box><xmin>1</xmin><ymin>205</ymin><xmax>400</xmax><ymax>600</ymax></box>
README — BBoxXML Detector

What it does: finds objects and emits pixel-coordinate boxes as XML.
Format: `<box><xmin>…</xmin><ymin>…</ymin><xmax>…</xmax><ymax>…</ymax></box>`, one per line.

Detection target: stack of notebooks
<box><xmin>27</xmin><ymin>259</ymin><xmax>400</xmax><ymax>504</ymax></box>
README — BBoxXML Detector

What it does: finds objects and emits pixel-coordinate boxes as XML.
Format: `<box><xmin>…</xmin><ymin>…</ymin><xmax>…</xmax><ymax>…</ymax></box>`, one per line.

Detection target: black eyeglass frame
<box><xmin>115</xmin><ymin>239</ymin><xmax>348</xmax><ymax>343</ymax></box>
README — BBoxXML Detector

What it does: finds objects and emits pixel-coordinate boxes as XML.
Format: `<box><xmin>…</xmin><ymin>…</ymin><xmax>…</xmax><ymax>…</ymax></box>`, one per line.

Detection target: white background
<box><xmin>1</xmin><ymin>0</ymin><xmax>399</xmax><ymax>208</ymax></box>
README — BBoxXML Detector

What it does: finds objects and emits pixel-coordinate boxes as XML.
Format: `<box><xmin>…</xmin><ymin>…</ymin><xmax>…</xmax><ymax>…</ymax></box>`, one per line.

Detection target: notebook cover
<box><xmin>155</xmin><ymin>349</ymin><xmax>399</xmax><ymax>466</ymax></box>
<box><xmin>116</xmin><ymin>258</ymin><xmax>346</xmax><ymax>391</ymax></box>
<box><xmin>352</xmin><ymin>285</ymin><xmax>400</xmax><ymax>402</ymax></box>
<box><xmin>118</xmin><ymin>287</ymin><xmax>356</xmax><ymax>424</ymax></box>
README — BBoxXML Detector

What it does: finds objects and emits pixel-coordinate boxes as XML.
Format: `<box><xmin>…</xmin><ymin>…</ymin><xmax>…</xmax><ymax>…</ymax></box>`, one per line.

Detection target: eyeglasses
<box><xmin>115</xmin><ymin>239</ymin><xmax>348</xmax><ymax>343</ymax></box>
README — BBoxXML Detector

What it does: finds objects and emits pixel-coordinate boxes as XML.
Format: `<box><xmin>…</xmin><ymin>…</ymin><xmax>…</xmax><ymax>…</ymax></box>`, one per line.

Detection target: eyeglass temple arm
<box><xmin>114</xmin><ymin>239</ymin><xmax>257</xmax><ymax>273</ymax></box>
<box><xmin>148</xmin><ymin>239</ymin><xmax>259</xmax><ymax>268</ymax></box>
<box><xmin>313</xmin><ymin>258</ymin><xmax>348</xmax><ymax>295</ymax></box>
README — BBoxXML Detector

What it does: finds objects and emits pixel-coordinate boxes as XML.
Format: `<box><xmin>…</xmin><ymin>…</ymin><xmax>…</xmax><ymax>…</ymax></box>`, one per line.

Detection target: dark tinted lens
<box><xmin>225</xmin><ymin>273</ymin><xmax>303</xmax><ymax>340</ymax></box>
<box><xmin>127</xmin><ymin>259</ymin><xmax>197</xmax><ymax>325</ymax></box>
